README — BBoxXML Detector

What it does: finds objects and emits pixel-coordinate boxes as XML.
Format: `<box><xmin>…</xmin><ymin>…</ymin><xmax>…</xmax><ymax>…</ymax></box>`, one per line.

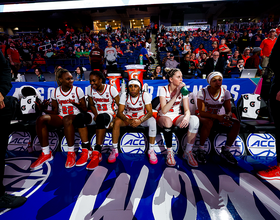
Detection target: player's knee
<box><xmin>188</xmin><ymin>115</ymin><xmax>199</xmax><ymax>133</ymax></box>
<box><xmin>73</xmin><ymin>113</ymin><xmax>87</xmax><ymax>128</ymax></box>
<box><xmin>96</xmin><ymin>113</ymin><xmax>110</xmax><ymax>129</ymax></box>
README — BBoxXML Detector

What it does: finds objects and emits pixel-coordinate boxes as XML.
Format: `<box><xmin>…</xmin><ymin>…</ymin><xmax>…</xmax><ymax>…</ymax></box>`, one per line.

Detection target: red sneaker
<box><xmin>65</xmin><ymin>152</ymin><xmax>76</xmax><ymax>168</ymax></box>
<box><xmin>257</xmin><ymin>166</ymin><xmax>280</xmax><ymax>180</ymax></box>
<box><xmin>30</xmin><ymin>151</ymin><xmax>53</xmax><ymax>170</ymax></box>
<box><xmin>86</xmin><ymin>151</ymin><xmax>102</xmax><ymax>170</ymax></box>
<box><xmin>76</xmin><ymin>149</ymin><xmax>91</xmax><ymax>166</ymax></box>
<box><xmin>108</xmin><ymin>148</ymin><xmax>119</xmax><ymax>163</ymax></box>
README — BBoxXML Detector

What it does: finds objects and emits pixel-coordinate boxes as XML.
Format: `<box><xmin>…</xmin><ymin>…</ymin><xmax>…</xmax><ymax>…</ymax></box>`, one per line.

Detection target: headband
<box><xmin>207</xmin><ymin>72</ymin><xmax>223</xmax><ymax>84</ymax></box>
<box><xmin>128</xmin><ymin>79</ymin><xmax>141</xmax><ymax>88</ymax></box>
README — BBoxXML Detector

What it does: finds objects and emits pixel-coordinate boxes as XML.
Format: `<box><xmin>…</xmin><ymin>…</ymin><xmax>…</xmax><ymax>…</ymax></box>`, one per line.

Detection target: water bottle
<box><xmin>143</xmin><ymin>83</ymin><xmax>149</xmax><ymax>92</ymax></box>
<box><xmin>121</xmin><ymin>79</ymin><xmax>126</xmax><ymax>95</ymax></box>
<box><xmin>181</xmin><ymin>86</ymin><xmax>189</xmax><ymax>96</ymax></box>
<box><xmin>139</xmin><ymin>54</ymin><xmax>143</xmax><ymax>65</ymax></box>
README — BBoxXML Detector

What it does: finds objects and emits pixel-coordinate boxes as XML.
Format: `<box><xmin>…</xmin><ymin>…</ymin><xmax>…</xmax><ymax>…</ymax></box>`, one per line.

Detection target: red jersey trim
<box><xmin>60</xmin><ymin>86</ymin><xmax>73</xmax><ymax>97</ymax></box>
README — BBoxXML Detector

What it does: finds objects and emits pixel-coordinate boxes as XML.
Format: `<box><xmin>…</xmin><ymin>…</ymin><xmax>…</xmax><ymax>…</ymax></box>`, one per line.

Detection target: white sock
<box><xmin>83</xmin><ymin>141</ymin><xmax>89</xmax><ymax>144</ymax></box>
<box><xmin>68</xmin><ymin>146</ymin><xmax>74</xmax><ymax>152</ymax></box>
<box><xmin>185</xmin><ymin>143</ymin><xmax>193</xmax><ymax>152</ymax></box>
<box><xmin>112</xmin><ymin>143</ymin><xmax>118</xmax><ymax>149</ymax></box>
<box><xmin>149</xmin><ymin>143</ymin><xmax>154</xmax><ymax>150</ymax></box>
<box><xmin>42</xmin><ymin>146</ymin><xmax>50</xmax><ymax>155</ymax></box>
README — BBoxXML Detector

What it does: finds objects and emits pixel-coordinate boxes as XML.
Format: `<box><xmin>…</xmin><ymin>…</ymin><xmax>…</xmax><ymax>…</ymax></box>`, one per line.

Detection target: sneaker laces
<box><xmin>265</xmin><ymin>166</ymin><xmax>279</xmax><ymax>173</ymax></box>
<box><xmin>149</xmin><ymin>150</ymin><xmax>157</xmax><ymax>160</ymax></box>
<box><xmin>186</xmin><ymin>151</ymin><xmax>196</xmax><ymax>164</ymax></box>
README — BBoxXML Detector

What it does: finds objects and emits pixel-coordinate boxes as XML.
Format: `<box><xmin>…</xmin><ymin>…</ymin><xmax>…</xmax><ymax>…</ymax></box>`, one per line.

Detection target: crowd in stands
<box><xmin>0</xmin><ymin>17</ymin><xmax>279</xmax><ymax>81</ymax></box>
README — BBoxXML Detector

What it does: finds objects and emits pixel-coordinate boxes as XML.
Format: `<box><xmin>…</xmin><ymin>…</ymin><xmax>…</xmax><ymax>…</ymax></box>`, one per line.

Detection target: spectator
<box><xmin>226</xmin><ymin>50</ymin><xmax>240</xmax><ymax>73</ymax></box>
<box><xmin>30</xmin><ymin>53</ymin><xmax>46</xmax><ymax>70</ymax></box>
<box><xmin>194</xmin><ymin>43</ymin><xmax>208</xmax><ymax>56</ymax></box>
<box><xmin>182</xmin><ymin>37</ymin><xmax>193</xmax><ymax>54</ymax></box>
<box><xmin>212</xmin><ymin>41</ymin><xmax>219</xmax><ymax>53</ymax></box>
<box><xmin>276</xmin><ymin>24</ymin><xmax>280</xmax><ymax>36</ymax></box>
<box><xmin>242</xmin><ymin>48</ymin><xmax>251</xmax><ymax>65</ymax></box>
<box><xmin>204</xmin><ymin>51</ymin><xmax>225</xmax><ymax>76</ymax></box>
<box><xmin>210</xmin><ymin>32</ymin><xmax>219</xmax><ymax>43</ymax></box>
<box><xmin>226</xmin><ymin>32</ymin><xmax>236</xmax><ymax>50</ymax></box>
<box><xmin>171</xmin><ymin>45</ymin><xmax>180</xmax><ymax>63</ymax></box>
<box><xmin>75</xmin><ymin>66</ymin><xmax>85</xmax><ymax>81</ymax></box>
<box><xmin>245</xmin><ymin>47</ymin><xmax>262</xmax><ymax>76</ymax></box>
<box><xmin>165</xmin><ymin>53</ymin><xmax>179</xmax><ymax>69</ymax></box>
<box><xmin>115</xmin><ymin>45</ymin><xmax>123</xmax><ymax>57</ymax></box>
<box><xmin>44</xmin><ymin>48</ymin><xmax>54</xmax><ymax>58</ymax></box>
<box><xmin>219</xmin><ymin>38</ymin><xmax>231</xmax><ymax>61</ymax></box>
<box><xmin>230</xmin><ymin>58</ymin><xmax>245</xmax><ymax>77</ymax></box>
<box><xmin>238</xmin><ymin>31</ymin><xmax>251</xmax><ymax>54</ymax></box>
<box><xmin>197</xmin><ymin>53</ymin><xmax>208</xmax><ymax>76</ymax></box>
<box><xmin>190</xmin><ymin>53</ymin><xmax>199</xmax><ymax>67</ymax></box>
<box><xmin>161</xmin><ymin>51</ymin><xmax>171</xmax><ymax>67</ymax></box>
<box><xmin>19</xmin><ymin>42</ymin><xmax>32</xmax><ymax>70</ymax></box>
<box><xmin>151</xmin><ymin>65</ymin><xmax>164</xmax><ymax>80</ymax></box>
<box><xmin>104</xmin><ymin>41</ymin><xmax>117</xmax><ymax>72</ymax></box>
<box><xmin>89</xmin><ymin>42</ymin><xmax>104</xmax><ymax>71</ymax></box>
<box><xmin>180</xmin><ymin>54</ymin><xmax>196</xmax><ymax>78</ymax></box>
<box><xmin>57</xmin><ymin>50</ymin><xmax>67</xmax><ymax>59</ymax></box>
<box><xmin>75</xmin><ymin>47</ymin><xmax>82</xmax><ymax>58</ymax></box>
<box><xmin>260</xmin><ymin>29</ymin><xmax>277</xmax><ymax>76</ymax></box>
<box><xmin>251</xmin><ymin>29</ymin><xmax>265</xmax><ymax>47</ymax></box>
<box><xmin>82</xmin><ymin>47</ymin><xmax>90</xmax><ymax>58</ymax></box>
<box><xmin>35</xmin><ymin>68</ymin><xmax>45</xmax><ymax>82</ymax></box>
<box><xmin>140</xmin><ymin>42</ymin><xmax>150</xmax><ymax>68</ymax></box>
<box><xmin>6</xmin><ymin>41</ymin><xmax>21</xmax><ymax>79</ymax></box>
<box><xmin>124</xmin><ymin>45</ymin><xmax>133</xmax><ymax>55</ymax></box>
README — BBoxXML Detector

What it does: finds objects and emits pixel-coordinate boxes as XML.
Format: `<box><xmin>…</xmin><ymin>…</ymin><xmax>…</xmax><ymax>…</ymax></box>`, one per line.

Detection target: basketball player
<box><xmin>110</xmin><ymin>79</ymin><xmax>157</xmax><ymax>164</ymax></box>
<box><xmin>30</xmin><ymin>68</ymin><xmax>87</xmax><ymax>170</ymax></box>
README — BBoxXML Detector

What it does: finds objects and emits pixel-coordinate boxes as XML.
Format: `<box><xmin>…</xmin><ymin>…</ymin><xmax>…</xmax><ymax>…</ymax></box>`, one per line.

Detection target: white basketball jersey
<box><xmin>52</xmin><ymin>86</ymin><xmax>84</xmax><ymax>117</ymax></box>
<box><xmin>120</xmin><ymin>92</ymin><xmax>151</xmax><ymax>119</ymax></box>
<box><xmin>89</xmin><ymin>84</ymin><xmax>118</xmax><ymax>115</ymax></box>
<box><xmin>158</xmin><ymin>85</ymin><xmax>188</xmax><ymax>117</ymax></box>
<box><xmin>197</xmin><ymin>86</ymin><xmax>231</xmax><ymax>114</ymax></box>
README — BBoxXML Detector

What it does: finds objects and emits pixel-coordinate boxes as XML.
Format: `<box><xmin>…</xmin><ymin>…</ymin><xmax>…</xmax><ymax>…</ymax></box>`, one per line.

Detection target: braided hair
<box><xmin>55</xmin><ymin>68</ymin><xmax>69</xmax><ymax>86</ymax></box>
<box><xmin>165</xmin><ymin>68</ymin><xmax>181</xmax><ymax>83</ymax></box>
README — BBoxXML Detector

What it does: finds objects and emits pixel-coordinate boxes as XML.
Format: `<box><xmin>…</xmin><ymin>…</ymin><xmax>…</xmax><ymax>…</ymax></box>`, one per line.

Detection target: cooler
<box><xmin>107</xmin><ymin>73</ymin><xmax>122</xmax><ymax>92</ymax></box>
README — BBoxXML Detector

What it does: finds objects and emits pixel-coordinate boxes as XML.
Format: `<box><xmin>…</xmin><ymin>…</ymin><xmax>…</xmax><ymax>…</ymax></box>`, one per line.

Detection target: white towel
<box><xmin>242</xmin><ymin>94</ymin><xmax>261</xmax><ymax>119</ymax></box>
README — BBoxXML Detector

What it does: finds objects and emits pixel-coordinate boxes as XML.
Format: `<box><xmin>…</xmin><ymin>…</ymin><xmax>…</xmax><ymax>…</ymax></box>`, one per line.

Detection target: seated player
<box><xmin>196</xmin><ymin>71</ymin><xmax>240</xmax><ymax>165</ymax></box>
<box><xmin>73</xmin><ymin>71</ymin><xmax>119</xmax><ymax>170</ymax></box>
<box><xmin>30</xmin><ymin>68</ymin><xmax>87</xmax><ymax>170</ymax></box>
<box><xmin>157</xmin><ymin>68</ymin><xmax>200</xmax><ymax>167</ymax></box>
<box><xmin>110</xmin><ymin>79</ymin><xmax>158</xmax><ymax>164</ymax></box>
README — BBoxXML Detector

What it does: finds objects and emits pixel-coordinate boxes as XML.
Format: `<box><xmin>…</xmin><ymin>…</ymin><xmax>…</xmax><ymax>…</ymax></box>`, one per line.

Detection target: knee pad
<box><xmin>188</xmin><ymin>115</ymin><xmax>200</xmax><ymax>133</ymax></box>
<box><xmin>96</xmin><ymin>113</ymin><xmax>111</xmax><ymax>129</ymax></box>
<box><xmin>73</xmin><ymin>112</ymin><xmax>90</xmax><ymax>128</ymax></box>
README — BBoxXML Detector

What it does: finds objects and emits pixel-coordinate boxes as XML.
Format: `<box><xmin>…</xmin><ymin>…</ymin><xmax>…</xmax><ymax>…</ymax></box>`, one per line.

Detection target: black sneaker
<box><xmin>194</xmin><ymin>148</ymin><xmax>207</xmax><ymax>164</ymax></box>
<box><xmin>220</xmin><ymin>146</ymin><xmax>238</xmax><ymax>165</ymax></box>
<box><xmin>0</xmin><ymin>193</ymin><xmax>27</xmax><ymax>208</ymax></box>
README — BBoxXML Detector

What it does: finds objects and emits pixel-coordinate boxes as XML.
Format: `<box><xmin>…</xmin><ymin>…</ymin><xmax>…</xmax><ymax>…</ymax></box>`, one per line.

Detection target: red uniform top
<box><xmin>260</xmin><ymin>37</ymin><xmax>277</xmax><ymax>57</ymax></box>
<box><xmin>7</xmin><ymin>47</ymin><xmax>20</xmax><ymax>63</ymax></box>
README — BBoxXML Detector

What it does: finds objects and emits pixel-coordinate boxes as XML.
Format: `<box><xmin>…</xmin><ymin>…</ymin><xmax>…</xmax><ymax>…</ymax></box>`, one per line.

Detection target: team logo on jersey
<box><xmin>8</xmin><ymin>131</ymin><xmax>32</xmax><ymax>151</ymax></box>
<box><xmin>214</xmin><ymin>133</ymin><xmax>245</xmax><ymax>156</ymax></box>
<box><xmin>90</xmin><ymin>132</ymin><xmax>112</xmax><ymax>153</ymax></box>
<box><xmin>120</xmin><ymin>132</ymin><xmax>147</xmax><ymax>154</ymax></box>
<box><xmin>61</xmin><ymin>132</ymin><xmax>82</xmax><ymax>152</ymax></box>
<box><xmin>72</xmin><ymin>93</ymin><xmax>75</xmax><ymax>98</ymax></box>
<box><xmin>32</xmin><ymin>132</ymin><xmax>59</xmax><ymax>152</ymax></box>
<box><xmin>154</xmin><ymin>132</ymin><xmax>179</xmax><ymax>154</ymax></box>
<box><xmin>181</xmin><ymin>133</ymin><xmax>211</xmax><ymax>154</ymax></box>
<box><xmin>246</xmin><ymin>133</ymin><xmax>276</xmax><ymax>156</ymax></box>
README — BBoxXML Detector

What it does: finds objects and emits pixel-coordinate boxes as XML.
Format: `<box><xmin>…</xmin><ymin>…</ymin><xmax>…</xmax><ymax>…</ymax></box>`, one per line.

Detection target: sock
<box><xmin>185</xmin><ymin>143</ymin><xmax>193</xmax><ymax>152</ymax></box>
<box><xmin>224</xmin><ymin>145</ymin><xmax>231</xmax><ymax>151</ymax></box>
<box><xmin>149</xmin><ymin>143</ymin><xmax>154</xmax><ymax>150</ymax></box>
<box><xmin>112</xmin><ymin>143</ymin><xmax>118</xmax><ymax>149</ymax></box>
<box><xmin>94</xmin><ymin>144</ymin><xmax>102</xmax><ymax>153</ymax></box>
<box><xmin>68</xmin><ymin>146</ymin><xmax>74</xmax><ymax>152</ymax></box>
<box><xmin>42</xmin><ymin>146</ymin><xmax>50</xmax><ymax>155</ymax></box>
<box><xmin>162</xmin><ymin>126</ymin><xmax>173</xmax><ymax>148</ymax></box>
<box><xmin>82</xmin><ymin>142</ymin><xmax>91</xmax><ymax>150</ymax></box>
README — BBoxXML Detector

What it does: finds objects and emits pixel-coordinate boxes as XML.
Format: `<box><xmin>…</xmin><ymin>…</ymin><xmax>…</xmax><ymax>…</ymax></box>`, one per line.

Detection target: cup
<box><xmin>202</xmin><ymin>74</ymin><xmax>206</xmax><ymax>79</ymax></box>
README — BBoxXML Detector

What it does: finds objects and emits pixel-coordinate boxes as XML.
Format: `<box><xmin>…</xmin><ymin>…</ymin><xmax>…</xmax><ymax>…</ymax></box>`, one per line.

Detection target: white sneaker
<box><xmin>148</xmin><ymin>149</ymin><xmax>158</xmax><ymax>164</ymax></box>
<box><xmin>183</xmin><ymin>151</ymin><xmax>198</xmax><ymax>168</ymax></box>
<box><xmin>166</xmin><ymin>149</ymin><xmax>176</xmax><ymax>166</ymax></box>
<box><xmin>108</xmin><ymin>148</ymin><xmax>119</xmax><ymax>163</ymax></box>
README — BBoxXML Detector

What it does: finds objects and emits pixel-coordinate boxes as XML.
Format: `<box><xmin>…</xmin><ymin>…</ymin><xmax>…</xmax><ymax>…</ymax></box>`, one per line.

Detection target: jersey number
<box><xmin>97</xmin><ymin>104</ymin><xmax>108</xmax><ymax>111</ymax></box>
<box><xmin>62</xmin><ymin>106</ymin><xmax>74</xmax><ymax>115</ymax></box>
<box><xmin>132</xmin><ymin>113</ymin><xmax>138</xmax><ymax>117</ymax></box>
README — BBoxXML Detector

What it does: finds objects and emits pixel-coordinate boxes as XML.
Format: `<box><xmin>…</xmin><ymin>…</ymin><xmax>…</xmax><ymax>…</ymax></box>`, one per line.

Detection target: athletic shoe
<box><xmin>0</xmin><ymin>193</ymin><xmax>27</xmax><ymax>208</ymax></box>
<box><xmin>220</xmin><ymin>147</ymin><xmax>238</xmax><ymax>165</ymax></box>
<box><xmin>65</xmin><ymin>152</ymin><xmax>76</xmax><ymax>168</ymax></box>
<box><xmin>166</xmin><ymin>149</ymin><xmax>176</xmax><ymax>167</ymax></box>
<box><xmin>108</xmin><ymin>148</ymin><xmax>119</xmax><ymax>163</ymax></box>
<box><xmin>76</xmin><ymin>149</ymin><xmax>91</xmax><ymax>166</ymax></box>
<box><xmin>148</xmin><ymin>149</ymin><xmax>158</xmax><ymax>165</ymax></box>
<box><xmin>86</xmin><ymin>151</ymin><xmax>102</xmax><ymax>170</ymax></box>
<box><xmin>183</xmin><ymin>151</ymin><xmax>198</xmax><ymax>168</ymax></box>
<box><xmin>30</xmin><ymin>151</ymin><xmax>53</xmax><ymax>170</ymax></box>
<box><xmin>257</xmin><ymin>166</ymin><xmax>280</xmax><ymax>180</ymax></box>
<box><xmin>193</xmin><ymin>148</ymin><xmax>207</xmax><ymax>164</ymax></box>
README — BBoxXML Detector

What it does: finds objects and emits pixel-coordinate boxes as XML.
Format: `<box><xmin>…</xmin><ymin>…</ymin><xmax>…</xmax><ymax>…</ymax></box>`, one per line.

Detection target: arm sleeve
<box><xmin>0</xmin><ymin>51</ymin><xmax>12</xmax><ymax>97</ymax></box>
<box><xmin>110</xmin><ymin>86</ymin><xmax>119</xmax><ymax>98</ymax></box>
<box><xmin>143</xmin><ymin>92</ymin><xmax>151</xmax><ymax>104</ymax></box>
<box><xmin>119</xmin><ymin>93</ymin><xmax>127</xmax><ymax>105</ymax></box>
<box><xmin>77</xmin><ymin>87</ymin><xmax>85</xmax><ymax>99</ymax></box>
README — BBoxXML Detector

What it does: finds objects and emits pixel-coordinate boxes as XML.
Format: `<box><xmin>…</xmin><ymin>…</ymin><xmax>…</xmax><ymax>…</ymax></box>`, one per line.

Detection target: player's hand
<box><xmin>218</xmin><ymin>114</ymin><xmax>233</xmax><ymax>127</ymax></box>
<box><xmin>130</xmin><ymin>118</ymin><xmax>141</xmax><ymax>128</ymax></box>
<box><xmin>179</xmin><ymin>115</ymin><xmax>190</xmax><ymax>128</ymax></box>
<box><xmin>0</xmin><ymin>93</ymin><xmax>5</xmax><ymax>109</ymax></box>
<box><xmin>70</xmin><ymin>100</ymin><xmax>82</xmax><ymax>108</ymax></box>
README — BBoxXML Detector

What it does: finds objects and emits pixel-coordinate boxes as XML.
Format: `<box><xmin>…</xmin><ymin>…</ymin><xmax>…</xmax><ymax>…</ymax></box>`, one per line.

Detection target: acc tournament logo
<box><xmin>91</xmin><ymin>132</ymin><xmax>112</xmax><ymax>153</ymax></box>
<box><xmin>8</xmin><ymin>131</ymin><xmax>32</xmax><ymax>151</ymax></box>
<box><xmin>154</xmin><ymin>132</ymin><xmax>179</xmax><ymax>154</ymax></box>
<box><xmin>120</xmin><ymin>132</ymin><xmax>147</xmax><ymax>154</ymax></box>
<box><xmin>1</xmin><ymin>157</ymin><xmax>51</xmax><ymax>214</ymax></box>
<box><xmin>214</xmin><ymin>133</ymin><xmax>245</xmax><ymax>156</ymax></box>
<box><xmin>181</xmin><ymin>134</ymin><xmax>211</xmax><ymax>154</ymax></box>
<box><xmin>246</xmin><ymin>133</ymin><xmax>276</xmax><ymax>156</ymax></box>
<box><xmin>32</xmin><ymin>132</ymin><xmax>59</xmax><ymax>152</ymax></box>
<box><xmin>61</xmin><ymin>132</ymin><xmax>82</xmax><ymax>152</ymax></box>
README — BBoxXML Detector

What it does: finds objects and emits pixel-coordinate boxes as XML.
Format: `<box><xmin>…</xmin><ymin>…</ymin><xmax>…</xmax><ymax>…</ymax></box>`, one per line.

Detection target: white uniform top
<box><xmin>197</xmin><ymin>86</ymin><xmax>231</xmax><ymax>115</ymax></box>
<box><xmin>89</xmin><ymin>84</ymin><xmax>118</xmax><ymax>115</ymax></box>
<box><xmin>120</xmin><ymin>92</ymin><xmax>151</xmax><ymax>119</ymax></box>
<box><xmin>158</xmin><ymin>85</ymin><xmax>188</xmax><ymax>117</ymax></box>
<box><xmin>52</xmin><ymin>86</ymin><xmax>85</xmax><ymax>117</ymax></box>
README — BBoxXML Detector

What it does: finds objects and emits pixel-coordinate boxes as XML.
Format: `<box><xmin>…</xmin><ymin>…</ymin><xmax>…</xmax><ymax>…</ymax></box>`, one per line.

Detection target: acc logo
<box><xmin>120</xmin><ymin>132</ymin><xmax>147</xmax><ymax>154</ymax></box>
<box><xmin>32</xmin><ymin>132</ymin><xmax>59</xmax><ymax>152</ymax></box>
<box><xmin>3</xmin><ymin>157</ymin><xmax>51</xmax><ymax>212</ymax></box>
<box><xmin>91</xmin><ymin>132</ymin><xmax>112</xmax><ymax>153</ymax></box>
<box><xmin>246</xmin><ymin>133</ymin><xmax>276</xmax><ymax>156</ymax></box>
<box><xmin>154</xmin><ymin>132</ymin><xmax>179</xmax><ymax>154</ymax></box>
<box><xmin>181</xmin><ymin>133</ymin><xmax>211</xmax><ymax>154</ymax></box>
<box><xmin>8</xmin><ymin>131</ymin><xmax>31</xmax><ymax>151</ymax></box>
<box><xmin>61</xmin><ymin>132</ymin><xmax>82</xmax><ymax>152</ymax></box>
<box><xmin>214</xmin><ymin>133</ymin><xmax>245</xmax><ymax>156</ymax></box>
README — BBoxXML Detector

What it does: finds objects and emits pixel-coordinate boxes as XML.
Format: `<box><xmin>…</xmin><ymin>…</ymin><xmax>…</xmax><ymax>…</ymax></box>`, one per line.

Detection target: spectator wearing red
<box><xmin>212</xmin><ymin>41</ymin><xmax>219</xmax><ymax>53</ymax></box>
<box><xmin>219</xmin><ymin>39</ymin><xmax>231</xmax><ymax>60</ymax></box>
<box><xmin>276</xmin><ymin>24</ymin><xmax>280</xmax><ymax>36</ymax></box>
<box><xmin>30</xmin><ymin>53</ymin><xmax>46</xmax><ymax>70</ymax></box>
<box><xmin>260</xmin><ymin>29</ymin><xmax>277</xmax><ymax>74</ymax></box>
<box><xmin>242</xmin><ymin>48</ymin><xmax>251</xmax><ymax>65</ymax></box>
<box><xmin>193</xmin><ymin>43</ymin><xmax>208</xmax><ymax>56</ymax></box>
<box><xmin>190</xmin><ymin>53</ymin><xmax>199</xmax><ymax>67</ymax></box>
<box><xmin>245</xmin><ymin>47</ymin><xmax>262</xmax><ymax>76</ymax></box>
<box><xmin>226</xmin><ymin>50</ymin><xmax>240</xmax><ymax>73</ymax></box>
<box><xmin>89</xmin><ymin>42</ymin><xmax>104</xmax><ymax>71</ymax></box>
<box><xmin>210</xmin><ymin>33</ymin><xmax>219</xmax><ymax>43</ymax></box>
<box><xmin>6</xmin><ymin>42</ymin><xmax>21</xmax><ymax>79</ymax></box>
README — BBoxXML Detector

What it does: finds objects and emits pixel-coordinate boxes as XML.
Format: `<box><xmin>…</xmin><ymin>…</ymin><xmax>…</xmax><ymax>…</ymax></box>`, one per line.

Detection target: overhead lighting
<box><xmin>132</xmin><ymin>19</ymin><xmax>134</xmax><ymax>21</ymax></box>
<box><xmin>115</xmin><ymin>23</ymin><xmax>117</xmax><ymax>25</ymax></box>
<box><xmin>240</xmin><ymin>18</ymin><xmax>242</xmax><ymax>21</ymax></box>
<box><xmin>133</xmin><ymin>23</ymin><xmax>135</xmax><ymax>25</ymax></box>
<box><xmin>248</xmin><ymin>18</ymin><xmax>251</xmax><ymax>20</ymax></box>
<box><xmin>223</xmin><ymin>19</ymin><xmax>225</xmax><ymax>21</ymax></box>
<box><xmin>113</xmin><ymin>20</ymin><xmax>115</xmax><ymax>22</ymax></box>
<box><xmin>141</xmin><ymin>19</ymin><xmax>143</xmax><ymax>21</ymax></box>
<box><xmin>14</xmin><ymin>27</ymin><xmax>19</xmax><ymax>30</ymax></box>
<box><xmin>97</xmin><ymin>21</ymin><xmax>99</xmax><ymax>23</ymax></box>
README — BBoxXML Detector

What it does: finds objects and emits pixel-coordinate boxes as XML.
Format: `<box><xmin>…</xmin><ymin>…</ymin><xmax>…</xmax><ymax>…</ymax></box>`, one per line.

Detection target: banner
<box><xmin>8</xmin><ymin>78</ymin><xmax>261</xmax><ymax>105</ymax></box>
